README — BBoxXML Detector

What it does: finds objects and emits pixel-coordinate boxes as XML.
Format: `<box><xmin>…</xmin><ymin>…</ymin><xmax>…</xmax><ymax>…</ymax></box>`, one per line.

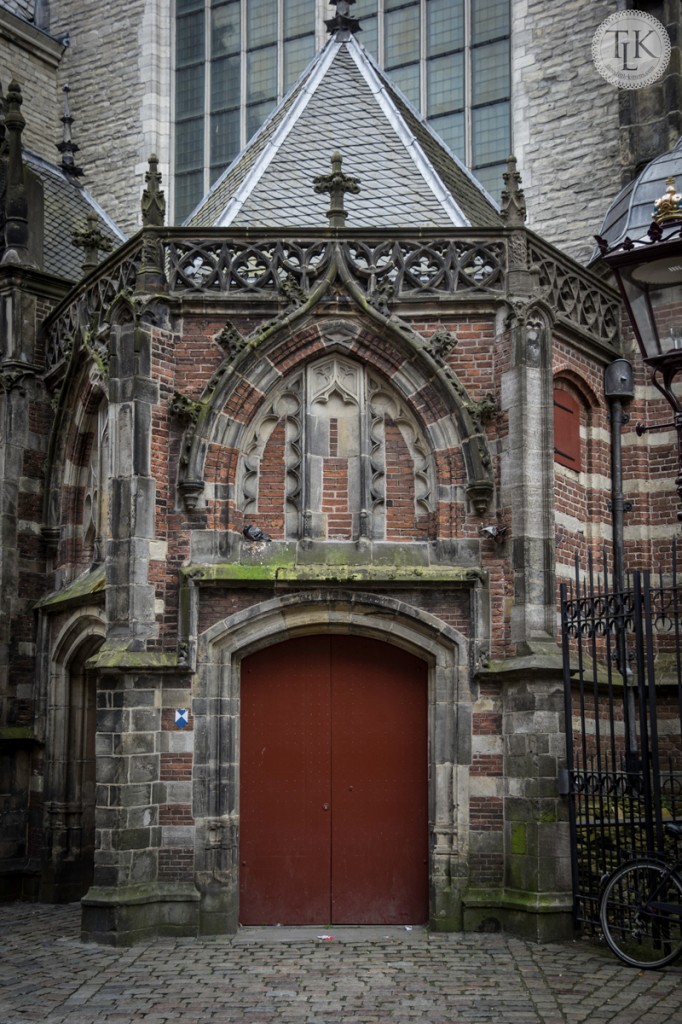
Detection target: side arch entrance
<box><xmin>239</xmin><ymin>635</ymin><xmax>428</xmax><ymax>925</ymax></box>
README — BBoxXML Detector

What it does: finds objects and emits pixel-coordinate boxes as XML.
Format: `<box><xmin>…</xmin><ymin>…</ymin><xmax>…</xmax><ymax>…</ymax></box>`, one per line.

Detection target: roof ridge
<box><xmin>186</xmin><ymin>37</ymin><xmax>341</xmax><ymax>228</ymax></box>
<box><xmin>343</xmin><ymin>35</ymin><xmax>469</xmax><ymax>227</ymax></box>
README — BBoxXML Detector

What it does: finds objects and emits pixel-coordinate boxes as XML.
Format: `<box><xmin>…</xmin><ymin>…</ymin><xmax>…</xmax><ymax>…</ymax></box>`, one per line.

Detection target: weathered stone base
<box><xmin>0</xmin><ymin>859</ymin><xmax>40</xmax><ymax>901</ymax></box>
<box><xmin>462</xmin><ymin>889</ymin><xmax>575</xmax><ymax>942</ymax></box>
<box><xmin>81</xmin><ymin>884</ymin><xmax>201</xmax><ymax>946</ymax></box>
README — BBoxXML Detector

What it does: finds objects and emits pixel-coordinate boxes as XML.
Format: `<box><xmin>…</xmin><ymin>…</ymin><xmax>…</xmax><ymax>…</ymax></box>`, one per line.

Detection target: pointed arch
<box><xmin>177</xmin><ymin>316</ymin><xmax>494</xmax><ymax>516</ymax></box>
<box><xmin>41</xmin><ymin>610</ymin><xmax>106</xmax><ymax>902</ymax></box>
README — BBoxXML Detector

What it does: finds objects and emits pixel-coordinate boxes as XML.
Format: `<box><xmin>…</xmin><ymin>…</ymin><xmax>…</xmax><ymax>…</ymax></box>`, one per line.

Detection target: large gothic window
<box><xmin>238</xmin><ymin>355</ymin><xmax>435</xmax><ymax>542</ymax></box>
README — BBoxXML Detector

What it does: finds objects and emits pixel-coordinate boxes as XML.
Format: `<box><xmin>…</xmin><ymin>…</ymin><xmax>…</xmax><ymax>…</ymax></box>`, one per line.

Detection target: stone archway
<box><xmin>193</xmin><ymin>591</ymin><xmax>472</xmax><ymax>933</ymax></box>
<box><xmin>42</xmin><ymin>615</ymin><xmax>105</xmax><ymax>902</ymax></box>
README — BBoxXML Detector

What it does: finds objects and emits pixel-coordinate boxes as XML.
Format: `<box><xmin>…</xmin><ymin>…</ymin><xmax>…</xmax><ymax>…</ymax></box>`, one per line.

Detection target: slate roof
<box><xmin>23</xmin><ymin>151</ymin><xmax>126</xmax><ymax>280</ymax></box>
<box><xmin>594</xmin><ymin>136</ymin><xmax>682</xmax><ymax>257</ymax></box>
<box><xmin>187</xmin><ymin>32</ymin><xmax>502</xmax><ymax>231</ymax></box>
<box><xmin>3</xmin><ymin>1</ymin><xmax>35</xmax><ymax>22</ymax></box>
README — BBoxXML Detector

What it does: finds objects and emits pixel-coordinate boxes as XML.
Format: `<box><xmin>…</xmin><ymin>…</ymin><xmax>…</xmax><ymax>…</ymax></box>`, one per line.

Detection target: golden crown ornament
<box><xmin>653</xmin><ymin>177</ymin><xmax>682</xmax><ymax>225</ymax></box>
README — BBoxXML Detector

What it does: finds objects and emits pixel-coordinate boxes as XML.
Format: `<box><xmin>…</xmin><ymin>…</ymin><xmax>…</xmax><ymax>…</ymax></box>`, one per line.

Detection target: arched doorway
<box><xmin>43</xmin><ymin>630</ymin><xmax>102</xmax><ymax>902</ymax></box>
<box><xmin>239</xmin><ymin>635</ymin><xmax>428</xmax><ymax>925</ymax></box>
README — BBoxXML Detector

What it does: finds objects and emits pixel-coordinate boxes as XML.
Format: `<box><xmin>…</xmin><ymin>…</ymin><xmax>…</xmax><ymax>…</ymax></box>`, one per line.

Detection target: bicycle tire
<box><xmin>600</xmin><ymin>859</ymin><xmax>682</xmax><ymax>969</ymax></box>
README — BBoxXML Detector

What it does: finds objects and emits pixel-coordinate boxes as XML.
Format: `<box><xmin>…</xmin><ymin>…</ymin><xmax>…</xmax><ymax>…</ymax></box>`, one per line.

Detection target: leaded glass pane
<box><xmin>175</xmin><ymin>171</ymin><xmax>204</xmax><ymax>222</ymax></box>
<box><xmin>211</xmin><ymin>108</ymin><xmax>240</xmax><ymax>171</ymax></box>
<box><xmin>177</xmin><ymin>0</ymin><xmax>202</xmax><ymax>14</ymax></box>
<box><xmin>247</xmin><ymin>98</ymin><xmax>276</xmax><ymax>139</ymax></box>
<box><xmin>358</xmin><ymin>13</ymin><xmax>378</xmax><ymax>58</ymax></box>
<box><xmin>427</xmin><ymin>0</ymin><xmax>464</xmax><ymax>56</ymax></box>
<box><xmin>352</xmin><ymin>0</ymin><xmax>377</xmax><ymax>16</ymax></box>
<box><xmin>385</xmin><ymin>5</ymin><xmax>420</xmax><ymax>67</ymax></box>
<box><xmin>212</xmin><ymin>2</ymin><xmax>240</xmax><ymax>58</ymax></box>
<box><xmin>284</xmin><ymin>0</ymin><xmax>313</xmax><ymax>38</ymax></box>
<box><xmin>427</xmin><ymin>52</ymin><xmax>464</xmax><ymax>117</ymax></box>
<box><xmin>430</xmin><ymin>111</ymin><xmax>465</xmax><ymax>159</ymax></box>
<box><xmin>473</xmin><ymin>162</ymin><xmax>505</xmax><ymax>198</ymax></box>
<box><xmin>175</xmin><ymin>117</ymin><xmax>204</xmax><ymax>173</ymax></box>
<box><xmin>176</xmin><ymin>65</ymin><xmax>204</xmax><ymax>119</ymax></box>
<box><xmin>284</xmin><ymin>35</ymin><xmax>315</xmax><ymax>89</ymax></box>
<box><xmin>211</xmin><ymin>54</ymin><xmax>240</xmax><ymax>110</ymax></box>
<box><xmin>472</xmin><ymin>40</ymin><xmax>509</xmax><ymax>106</ymax></box>
<box><xmin>472</xmin><ymin>0</ymin><xmax>510</xmax><ymax>45</ymax></box>
<box><xmin>385</xmin><ymin>0</ymin><xmax>415</xmax><ymax>9</ymax></box>
<box><xmin>472</xmin><ymin>101</ymin><xmax>510</xmax><ymax>167</ymax></box>
<box><xmin>176</xmin><ymin>11</ymin><xmax>205</xmax><ymax>67</ymax></box>
<box><xmin>388</xmin><ymin>62</ymin><xmax>420</xmax><ymax>107</ymax></box>
<box><xmin>247</xmin><ymin>0</ymin><xmax>277</xmax><ymax>48</ymax></box>
<box><xmin>247</xmin><ymin>45</ymin><xmax>277</xmax><ymax>104</ymax></box>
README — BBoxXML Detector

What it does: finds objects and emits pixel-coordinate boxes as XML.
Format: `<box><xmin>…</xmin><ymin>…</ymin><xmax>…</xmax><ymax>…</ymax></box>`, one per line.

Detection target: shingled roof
<box><xmin>187</xmin><ymin>32</ymin><xmax>502</xmax><ymax>231</ymax></box>
<box><xmin>24</xmin><ymin>150</ymin><xmax>126</xmax><ymax>280</ymax></box>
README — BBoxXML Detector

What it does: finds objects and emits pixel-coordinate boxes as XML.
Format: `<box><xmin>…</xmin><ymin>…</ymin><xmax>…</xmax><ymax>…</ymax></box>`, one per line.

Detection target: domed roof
<box><xmin>594</xmin><ymin>136</ymin><xmax>682</xmax><ymax>256</ymax></box>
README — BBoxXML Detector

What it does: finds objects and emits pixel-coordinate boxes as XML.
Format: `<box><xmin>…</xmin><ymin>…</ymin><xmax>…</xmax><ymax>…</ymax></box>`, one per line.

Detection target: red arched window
<box><xmin>553</xmin><ymin>387</ymin><xmax>581</xmax><ymax>472</ymax></box>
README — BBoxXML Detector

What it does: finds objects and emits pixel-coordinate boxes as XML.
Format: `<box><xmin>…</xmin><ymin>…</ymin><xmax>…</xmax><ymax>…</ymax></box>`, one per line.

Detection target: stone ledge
<box><xmin>81</xmin><ymin>883</ymin><xmax>201</xmax><ymax>945</ymax></box>
<box><xmin>463</xmin><ymin>888</ymin><xmax>575</xmax><ymax>942</ymax></box>
<box><xmin>183</xmin><ymin>561</ymin><xmax>484</xmax><ymax>587</ymax></box>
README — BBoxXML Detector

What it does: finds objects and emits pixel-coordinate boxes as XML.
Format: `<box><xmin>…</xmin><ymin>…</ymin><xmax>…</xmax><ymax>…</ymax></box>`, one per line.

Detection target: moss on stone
<box><xmin>182</xmin><ymin>562</ymin><xmax>480</xmax><ymax>586</ymax></box>
<box><xmin>510</xmin><ymin>822</ymin><xmax>527</xmax><ymax>855</ymax></box>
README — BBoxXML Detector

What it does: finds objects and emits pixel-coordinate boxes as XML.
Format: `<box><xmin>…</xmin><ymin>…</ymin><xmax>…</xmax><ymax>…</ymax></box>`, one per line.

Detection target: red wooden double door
<box><xmin>239</xmin><ymin>635</ymin><xmax>428</xmax><ymax>925</ymax></box>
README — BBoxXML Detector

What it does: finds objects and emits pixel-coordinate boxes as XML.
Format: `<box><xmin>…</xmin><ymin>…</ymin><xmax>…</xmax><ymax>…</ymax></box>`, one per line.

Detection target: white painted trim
<box><xmin>212</xmin><ymin>38</ymin><xmax>341</xmax><ymax>228</ymax></box>
<box><xmin>345</xmin><ymin>34</ymin><xmax>477</xmax><ymax>226</ymax></box>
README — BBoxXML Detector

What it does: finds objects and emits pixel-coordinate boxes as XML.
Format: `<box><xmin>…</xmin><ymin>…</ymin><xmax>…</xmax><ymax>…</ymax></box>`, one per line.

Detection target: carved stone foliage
<box><xmin>45</xmin><ymin>246</ymin><xmax>141</xmax><ymax>377</ymax></box>
<box><xmin>236</xmin><ymin>355</ymin><xmax>435</xmax><ymax>542</ymax></box>
<box><xmin>527</xmin><ymin>238</ymin><xmax>620</xmax><ymax>347</ymax></box>
<box><xmin>166</xmin><ymin>240</ymin><xmax>332</xmax><ymax>293</ymax></box>
<box><xmin>344</xmin><ymin>240</ymin><xmax>506</xmax><ymax>294</ymax></box>
<box><xmin>165</xmin><ymin>237</ymin><xmax>506</xmax><ymax>298</ymax></box>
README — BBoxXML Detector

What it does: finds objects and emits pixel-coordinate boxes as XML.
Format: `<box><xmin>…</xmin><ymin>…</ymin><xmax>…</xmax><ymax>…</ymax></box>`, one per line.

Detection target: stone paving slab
<box><xmin>0</xmin><ymin>903</ymin><xmax>681</xmax><ymax>1024</ymax></box>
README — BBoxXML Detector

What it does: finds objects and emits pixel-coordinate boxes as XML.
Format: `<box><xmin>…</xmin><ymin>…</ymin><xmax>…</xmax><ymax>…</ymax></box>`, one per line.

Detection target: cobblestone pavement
<box><xmin>1</xmin><ymin>903</ymin><xmax>681</xmax><ymax>1024</ymax></box>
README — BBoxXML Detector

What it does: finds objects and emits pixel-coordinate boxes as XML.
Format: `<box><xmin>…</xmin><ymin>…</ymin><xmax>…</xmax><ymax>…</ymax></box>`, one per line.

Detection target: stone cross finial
<box><xmin>313</xmin><ymin>151</ymin><xmax>360</xmax><ymax>228</ymax></box>
<box><xmin>325</xmin><ymin>0</ymin><xmax>361</xmax><ymax>36</ymax></box>
<box><xmin>500</xmin><ymin>155</ymin><xmax>526</xmax><ymax>226</ymax></box>
<box><xmin>73</xmin><ymin>211</ymin><xmax>112</xmax><ymax>273</ymax></box>
<box><xmin>57</xmin><ymin>85</ymin><xmax>84</xmax><ymax>179</ymax></box>
<box><xmin>142</xmin><ymin>153</ymin><xmax>166</xmax><ymax>227</ymax></box>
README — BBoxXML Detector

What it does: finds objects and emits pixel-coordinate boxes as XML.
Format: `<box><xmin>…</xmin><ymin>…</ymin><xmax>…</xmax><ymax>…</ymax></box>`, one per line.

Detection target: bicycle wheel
<box><xmin>600</xmin><ymin>859</ymin><xmax>682</xmax><ymax>969</ymax></box>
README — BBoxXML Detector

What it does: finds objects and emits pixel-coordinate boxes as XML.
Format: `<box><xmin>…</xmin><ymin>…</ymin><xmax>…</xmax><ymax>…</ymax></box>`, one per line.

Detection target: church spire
<box><xmin>57</xmin><ymin>84</ymin><xmax>84</xmax><ymax>179</ymax></box>
<box><xmin>325</xmin><ymin>0</ymin><xmax>361</xmax><ymax>37</ymax></box>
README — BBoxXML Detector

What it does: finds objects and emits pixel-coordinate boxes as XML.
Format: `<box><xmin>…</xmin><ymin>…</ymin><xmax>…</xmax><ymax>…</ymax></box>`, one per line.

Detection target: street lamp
<box><xmin>596</xmin><ymin>176</ymin><xmax>682</xmax><ymax>518</ymax></box>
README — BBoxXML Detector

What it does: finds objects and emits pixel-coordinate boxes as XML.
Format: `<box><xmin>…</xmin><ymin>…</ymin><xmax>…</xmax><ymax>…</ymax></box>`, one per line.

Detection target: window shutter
<box><xmin>553</xmin><ymin>388</ymin><xmax>581</xmax><ymax>472</ymax></box>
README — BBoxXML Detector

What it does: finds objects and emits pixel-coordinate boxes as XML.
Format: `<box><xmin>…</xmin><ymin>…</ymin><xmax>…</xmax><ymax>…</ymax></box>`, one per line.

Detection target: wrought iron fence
<box><xmin>560</xmin><ymin>545</ymin><xmax>682</xmax><ymax>929</ymax></box>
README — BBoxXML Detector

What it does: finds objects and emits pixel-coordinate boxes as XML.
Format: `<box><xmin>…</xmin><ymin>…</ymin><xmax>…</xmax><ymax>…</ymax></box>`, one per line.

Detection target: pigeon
<box><xmin>243</xmin><ymin>524</ymin><xmax>271</xmax><ymax>542</ymax></box>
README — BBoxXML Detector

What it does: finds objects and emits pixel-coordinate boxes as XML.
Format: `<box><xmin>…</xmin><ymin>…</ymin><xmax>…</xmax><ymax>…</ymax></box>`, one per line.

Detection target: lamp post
<box><xmin>596</xmin><ymin>176</ymin><xmax>682</xmax><ymax>519</ymax></box>
<box><xmin>604</xmin><ymin>358</ymin><xmax>637</xmax><ymax>767</ymax></box>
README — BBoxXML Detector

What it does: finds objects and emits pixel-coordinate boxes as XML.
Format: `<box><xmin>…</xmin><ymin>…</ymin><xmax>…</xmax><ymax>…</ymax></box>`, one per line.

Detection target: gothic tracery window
<box><xmin>238</xmin><ymin>355</ymin><xmax>435</xmax><ymax>542</ymax></box>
